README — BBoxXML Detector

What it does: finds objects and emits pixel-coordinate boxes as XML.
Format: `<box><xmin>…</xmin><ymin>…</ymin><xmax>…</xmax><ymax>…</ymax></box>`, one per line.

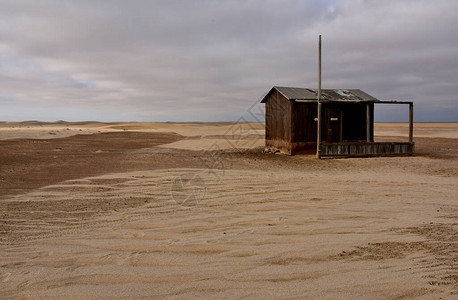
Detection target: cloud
<box><xmin>0</xmin><ymin>0</ymin><xmax>457</xmax><ymax>121</ymax></box>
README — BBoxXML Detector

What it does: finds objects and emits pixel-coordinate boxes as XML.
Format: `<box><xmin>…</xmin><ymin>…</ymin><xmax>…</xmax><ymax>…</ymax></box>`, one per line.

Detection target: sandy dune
<box><xmin>0</xmin><ymin>122</ymin><xmax>457</xmax><ymax>299</ymax></box>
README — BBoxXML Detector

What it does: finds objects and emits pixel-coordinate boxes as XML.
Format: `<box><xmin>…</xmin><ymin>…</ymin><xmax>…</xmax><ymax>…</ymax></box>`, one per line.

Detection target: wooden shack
<box><xmin>261</xmin><ymin>86</ymin><xmax>414</xmax><ymax>157</ymax></box>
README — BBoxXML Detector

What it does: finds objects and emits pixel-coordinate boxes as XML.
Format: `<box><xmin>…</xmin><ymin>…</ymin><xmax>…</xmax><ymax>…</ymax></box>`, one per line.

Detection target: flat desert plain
<box><xmin>0</xmin><ymin>121</ymin><xmax>457</xmax><ymax>299</ymax></box>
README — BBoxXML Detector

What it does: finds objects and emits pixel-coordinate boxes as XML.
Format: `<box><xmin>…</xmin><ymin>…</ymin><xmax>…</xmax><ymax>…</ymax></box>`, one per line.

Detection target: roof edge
<box><xmin>260</xmin><ymin>86</ymin><xmax>381</xmax><ymax>102</ymax></box>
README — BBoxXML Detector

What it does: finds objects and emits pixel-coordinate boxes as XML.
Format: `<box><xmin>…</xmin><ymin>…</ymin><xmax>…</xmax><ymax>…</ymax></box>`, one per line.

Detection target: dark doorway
<box><xmin>325</xmin><ymin>107</ymin><xmax>342</xmax><ymax>142</ymax></box>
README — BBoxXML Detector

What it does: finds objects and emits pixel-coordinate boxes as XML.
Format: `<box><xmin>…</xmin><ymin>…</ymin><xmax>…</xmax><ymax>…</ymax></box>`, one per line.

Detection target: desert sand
<box><xmin>0</xmin><ymin>121</ymin><xmax>457</xmax><ymax>299</ymax></box>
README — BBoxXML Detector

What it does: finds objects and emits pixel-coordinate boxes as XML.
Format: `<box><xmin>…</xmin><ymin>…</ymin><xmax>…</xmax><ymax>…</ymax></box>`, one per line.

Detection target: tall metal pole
<box><xmin>316</xmin><ymin>35</ymin><xmax>322</xmax><ymax>159</ymax></box>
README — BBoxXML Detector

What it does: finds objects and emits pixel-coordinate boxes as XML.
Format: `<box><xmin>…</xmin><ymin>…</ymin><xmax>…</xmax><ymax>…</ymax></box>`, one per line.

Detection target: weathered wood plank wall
<box><xmin>265</xmin><ymin>90</ymin><xmax>292</xmax><ymax>154</ymax></box>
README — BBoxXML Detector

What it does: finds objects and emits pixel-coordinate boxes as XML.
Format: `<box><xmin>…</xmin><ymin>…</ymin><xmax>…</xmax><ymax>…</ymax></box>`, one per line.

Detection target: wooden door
<box><xmin>325</xmin><ymin>107</ymin><xmax>342</xmax><ymax>142</ymax></box>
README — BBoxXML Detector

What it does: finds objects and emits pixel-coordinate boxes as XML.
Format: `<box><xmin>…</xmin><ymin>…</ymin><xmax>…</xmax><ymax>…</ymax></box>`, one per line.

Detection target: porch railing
<box><xmin>320</xmin><ymin>142</ymin><xmax>414</xmax><ymax>157</ymax></box>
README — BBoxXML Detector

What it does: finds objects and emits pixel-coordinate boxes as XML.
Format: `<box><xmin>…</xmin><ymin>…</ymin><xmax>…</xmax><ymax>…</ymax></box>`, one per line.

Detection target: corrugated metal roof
<box><xmin>261</xmin><ymin>86</ymin><xmax>380</xmax><ymax>102</ymax></box>
<box><xmin>274</xmin><ymin>86</ymin><xmax>317</xmax><ymax>100</ymax></box>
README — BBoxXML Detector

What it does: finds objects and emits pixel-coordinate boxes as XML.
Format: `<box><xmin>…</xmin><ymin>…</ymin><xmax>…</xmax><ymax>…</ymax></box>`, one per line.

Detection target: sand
<box><xmin>0</xmin><ymin>122</ymin><xmax>457</xmax><ymax>299</ymax></box>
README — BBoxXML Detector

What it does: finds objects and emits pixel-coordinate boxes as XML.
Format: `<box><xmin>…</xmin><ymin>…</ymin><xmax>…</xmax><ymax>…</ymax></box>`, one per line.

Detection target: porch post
<box><xmin>366</xmin><ymin>103</ymin><xmax>371</xmax><ymax>142</ymax></box>
<box><xmin>409</xmin><ymin>103</ymin><xmax>413</xmax><ymax>143</ymax></box>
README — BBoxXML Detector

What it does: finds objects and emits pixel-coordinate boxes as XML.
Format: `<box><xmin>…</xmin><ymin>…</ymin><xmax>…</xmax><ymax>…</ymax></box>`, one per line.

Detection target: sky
<box><xmin>0</xmin><ymin>0</ymin><xmax>457</xmax><ymax>122</ymax></box>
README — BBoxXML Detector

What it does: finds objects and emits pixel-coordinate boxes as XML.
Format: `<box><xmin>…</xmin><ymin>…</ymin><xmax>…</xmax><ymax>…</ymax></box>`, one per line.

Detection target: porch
<box><xmin>317</xmin><ymin>101</ymin><xmax>414</xmax><ymax>158</ymax></box>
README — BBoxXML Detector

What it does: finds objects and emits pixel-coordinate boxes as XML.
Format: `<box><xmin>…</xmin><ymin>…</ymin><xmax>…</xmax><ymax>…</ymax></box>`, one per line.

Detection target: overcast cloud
<box><xmin>0</xmin><ymin>0</ymin><xmax>457</xmax><ymax>122</ymax></box>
